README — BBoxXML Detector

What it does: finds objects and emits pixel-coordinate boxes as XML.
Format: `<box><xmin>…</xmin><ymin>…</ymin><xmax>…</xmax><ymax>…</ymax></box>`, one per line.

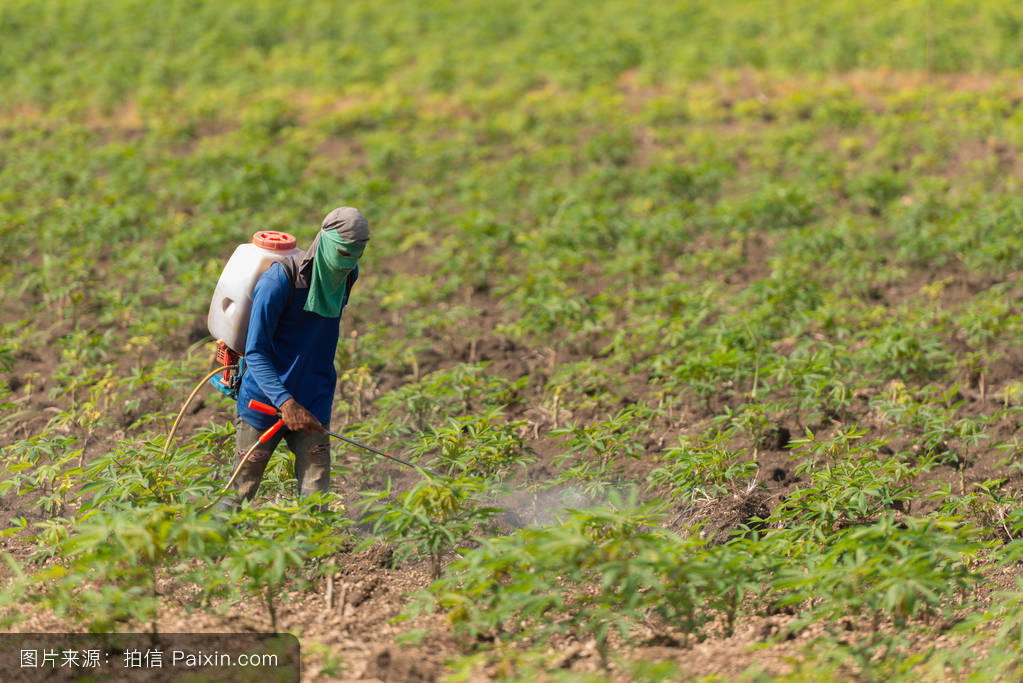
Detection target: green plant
<box><xmin>373</xmin><ymin>363</ymin><xmax>521</xmax><ymax>436</ymax></box>
<box><xmin>547</xmin><ymin>405</ymin><xmax>659</xmax><ymax>498</ymax></box>
<box><xmin>773</xmin><ymin>428</ymin><xmax>919</xmax><ymax>535</ymax></box>
<box><xmin>1</xmin><ymin>503</ymin><xmax>223</xmax><ymax>633</ymax></box>
<box><xmin>216</xmin><ymin>495</ymin><xmax>350</xmax><ymax>630</ymax></box>
<box><xmin>773</xmin><ymin>515</ymin><xmax>983</xmax><ymax>634</ymax></box>
<box><xmin>409</xmin><ymin>408</ymin><xmax>535</xmax><ymax>482</ymax></box>
<box><xmin>0</xmin><ymin>431</ymin><xmax>83</xmax><ymax>516</ymax></box>
<box><xmin>648</xmin><ymin>434</ymin><xmax>758</xmax><ymax>503</ymax></box>
<box><xmin>361</xmin><ymin>476</ymin><xmax>501</xmax><ymax>578</ymax></box>
<box><xmin>422</xmin><ymin>493</ymin><xmax>762</xmax><ymax>662</ymax></box>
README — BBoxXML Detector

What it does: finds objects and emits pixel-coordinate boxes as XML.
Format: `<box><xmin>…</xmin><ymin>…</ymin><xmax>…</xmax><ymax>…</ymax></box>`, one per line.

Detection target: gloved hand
<box><xmin>280</xmin><ymin>398</ymin><xmax>326</xmax><ymax>434</ymax></box>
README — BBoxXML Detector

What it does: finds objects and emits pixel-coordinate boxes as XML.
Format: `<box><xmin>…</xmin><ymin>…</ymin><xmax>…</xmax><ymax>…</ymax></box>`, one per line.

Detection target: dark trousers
<box><xmin>228</xmin><ymin>416</ymin><xmax>331</xmax><ymax>507</ymax></box>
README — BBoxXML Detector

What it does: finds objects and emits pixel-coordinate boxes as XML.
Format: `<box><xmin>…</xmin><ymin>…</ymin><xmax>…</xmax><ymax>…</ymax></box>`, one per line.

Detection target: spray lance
<box><xmin>247</xmin><ymin>400</ymin><xmax>443</xmax><ymax>477</ymax></box>
<box><xmin>198</xmin><ymin>400</ymin><xmax>443</xmax><ymax>512</ymax></box>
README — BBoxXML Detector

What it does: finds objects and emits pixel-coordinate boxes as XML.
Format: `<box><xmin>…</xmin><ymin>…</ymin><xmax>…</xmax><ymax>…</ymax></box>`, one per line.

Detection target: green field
<box><xmin>2</xmin><ymin>0</ymin><xmax>1023</xmax><ymax>679</ymax></box>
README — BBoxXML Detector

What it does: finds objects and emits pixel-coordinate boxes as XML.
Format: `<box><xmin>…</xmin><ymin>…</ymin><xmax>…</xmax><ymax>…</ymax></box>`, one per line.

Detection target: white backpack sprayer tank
<box><xmin>206</xmin><ymin>230</ymin><xmax>300</xmax><ymax>397</ymax></box>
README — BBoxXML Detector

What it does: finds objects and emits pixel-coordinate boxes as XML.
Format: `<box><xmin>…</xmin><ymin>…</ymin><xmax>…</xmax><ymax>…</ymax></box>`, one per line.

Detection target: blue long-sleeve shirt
<box><xmin>237</xmin><ymin>262</ymin><xmax>358</xmax><ymax>431</ymax></box>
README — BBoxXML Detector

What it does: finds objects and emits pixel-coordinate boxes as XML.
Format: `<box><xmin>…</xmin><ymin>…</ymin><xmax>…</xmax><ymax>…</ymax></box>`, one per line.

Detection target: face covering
<box><xmin>304</xmin><ymin>229</ymin><xmax>367</xmax><ymax>318</ymax></box>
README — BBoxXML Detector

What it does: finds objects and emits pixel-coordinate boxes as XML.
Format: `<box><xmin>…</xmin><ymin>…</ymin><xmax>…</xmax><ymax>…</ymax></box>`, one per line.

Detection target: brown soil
<box><xmin>3</xmin><ymin>250</ymin><xmax>1020</xmax><ymax>680</ymax></box>
<box><xmin>3</xmin><ymin>71</ymin><xmax>1023</xmax><ymax>680</ymax></box>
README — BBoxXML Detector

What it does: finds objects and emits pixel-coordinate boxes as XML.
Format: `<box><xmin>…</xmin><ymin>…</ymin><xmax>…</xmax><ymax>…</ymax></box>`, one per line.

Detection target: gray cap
<box><xmin>321</xmin><ymin>206</ymin><xmax>370</xmax><ymax>243</ymax></box>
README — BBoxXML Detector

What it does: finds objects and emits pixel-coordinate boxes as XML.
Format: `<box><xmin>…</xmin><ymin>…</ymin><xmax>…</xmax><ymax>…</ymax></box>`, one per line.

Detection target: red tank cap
<box><xmin>252</xmin><ymin>231</ymin><xmax>297</xmax><ymax>251</ymax></box>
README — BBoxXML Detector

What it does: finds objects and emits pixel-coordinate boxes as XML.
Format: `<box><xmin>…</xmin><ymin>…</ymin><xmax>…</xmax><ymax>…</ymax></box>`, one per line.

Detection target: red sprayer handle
<box><xmin>248</xmin><ymin>399</ymin><xmax>279</xmax><ymax>416</ymax></box>
<box><xmin>248</xmin><ymin>399</ymin><xmax>283</xmax><ymax>442</ymax></box>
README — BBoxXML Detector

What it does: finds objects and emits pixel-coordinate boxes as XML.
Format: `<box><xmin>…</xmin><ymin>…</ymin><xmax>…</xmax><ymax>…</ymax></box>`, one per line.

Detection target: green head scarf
<box><xmin>304</xmin><ymin>207</ymin><xmax>369</xmax><ymax>318</ymax></box>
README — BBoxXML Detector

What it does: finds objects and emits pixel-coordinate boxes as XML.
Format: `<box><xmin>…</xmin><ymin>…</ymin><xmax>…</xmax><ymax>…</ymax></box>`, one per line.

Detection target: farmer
<box><xmin>227</xmin><ymin>207</ymin><xmax>369</xmax><ymax>507</ymax></box>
